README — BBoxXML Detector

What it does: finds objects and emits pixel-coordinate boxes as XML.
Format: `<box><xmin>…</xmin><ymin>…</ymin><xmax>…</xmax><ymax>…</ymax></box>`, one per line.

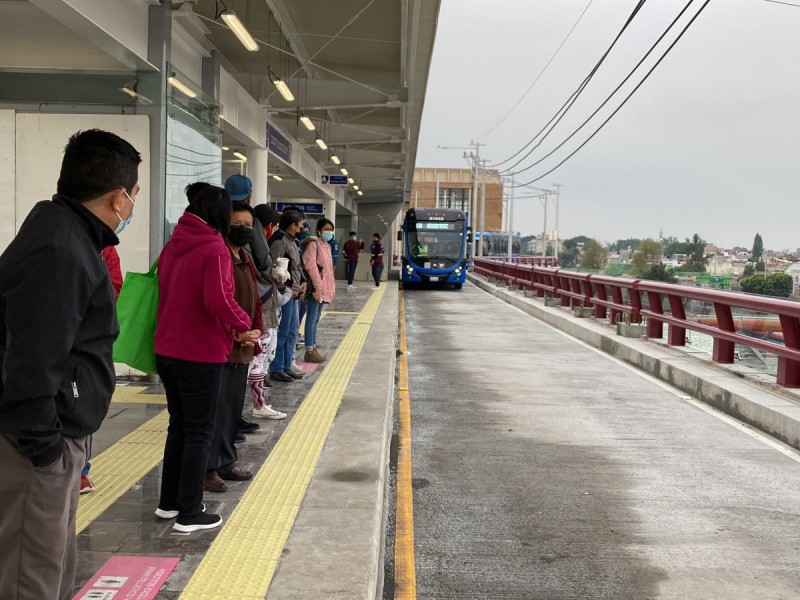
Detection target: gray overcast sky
<box><xmin>415</xmin><ymin>0</ymin><xmax>800</xmax><ymax>251</ymax></box>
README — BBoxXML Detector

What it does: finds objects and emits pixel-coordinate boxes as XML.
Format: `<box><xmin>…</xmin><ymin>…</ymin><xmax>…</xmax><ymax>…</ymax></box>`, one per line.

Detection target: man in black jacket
<box><xmin>0</xmin><ymin>129</ymin><xmax>141</xmax><ymax>600</ymax></box>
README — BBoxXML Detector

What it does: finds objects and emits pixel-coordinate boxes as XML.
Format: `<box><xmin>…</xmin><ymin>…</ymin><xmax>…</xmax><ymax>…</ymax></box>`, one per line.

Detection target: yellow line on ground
<box><xmin>110</xmin><ymin>385</ymin><xmax>168</xmax><ymax>404</ymax></box>
<box><xmin>394</xmin><ymin>290</ymin><xmax>417</xmax><ymax>599</ymax></box>
<box><xmin>180</xmin><ymin>286</ymin><xmax>387</xmax><ymax>600</ymax></box>
<box><xmin>77</xmin><ymin>405</ymin><xmax>168</xmax><ymax>532</ymax></box>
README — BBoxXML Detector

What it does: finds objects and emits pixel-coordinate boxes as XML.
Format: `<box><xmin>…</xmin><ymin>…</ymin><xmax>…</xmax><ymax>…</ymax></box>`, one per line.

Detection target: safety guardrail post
<box><xmin>666</xmin><ymin>294</ymin><xmax>687</xmax><ymax>347</ymax></box>
<box><xmin>777</xmin><ymin>315</ymin><xmax>800</xmax><ymax>387</ymax></box>
<box><xmin>645</xmin><ymin>290</ymin><xmax>664</xmax><ymax>338</ymax></box>
<box><xmin>712</xmin><ymin>302</ymin><xmax>736</xmax><ymax>364</ymax></box>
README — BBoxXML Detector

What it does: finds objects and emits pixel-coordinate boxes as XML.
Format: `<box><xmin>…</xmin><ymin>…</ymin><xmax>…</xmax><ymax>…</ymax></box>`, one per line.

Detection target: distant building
<box><xmin>409</xmin><ymin>168</ymin><xmax>504</xmax><ymax>231</ymax></box>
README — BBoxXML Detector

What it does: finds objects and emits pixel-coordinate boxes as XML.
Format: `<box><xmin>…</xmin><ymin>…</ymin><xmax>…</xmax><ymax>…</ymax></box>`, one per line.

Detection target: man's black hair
<box><xmin>231</xmin><ymin>201</ymin><xmax>255</xmax><ymax>219</ymax></box>
<box><xmin>349</xmin><ymin>231</ymin><xmax>357</xmax><ymax>236</ymax></box>
<box><xmin>186</xmin><ymin>181</ymin><xmax>213</xmax><ymax>205</ymax></box>
<box><xmin>186</xmin><ymin>185</ymin><xmax>231</xmax><ymax>234</ymax></box>
<box><xmin>254</xmin><ymin>204</ymin><xmax>279</xmax><ymax>226</ymax></box>
<box><xmin>316</xmin><ymin>218</ymin><xmax>334</xmax><ymax>233</ymax></box>
<box><xmin>372</xmin><ymin>232</ymin><xmax>381</xmax><ymax>240</ymax></box>
<box><xmin>57</xmin><ymin>129</ymin><xmax>141</xmax><ymax>202</ymax></box>
<box><xmin>279</xmin><ymin>209</ymin><xmax>305</xmax><ymax>231</ymax></box>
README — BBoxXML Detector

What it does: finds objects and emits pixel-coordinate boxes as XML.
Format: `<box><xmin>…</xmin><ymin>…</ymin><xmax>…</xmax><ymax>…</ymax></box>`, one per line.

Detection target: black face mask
<box><xmin>228</xmin><ymin>225</ymin><xmax>254</xmax><ymax>247</ymax></box>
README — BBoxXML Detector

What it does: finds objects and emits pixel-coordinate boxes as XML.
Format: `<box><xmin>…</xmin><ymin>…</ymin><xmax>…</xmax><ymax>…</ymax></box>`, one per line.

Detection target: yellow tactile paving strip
<box><xmin>76</xmin><ymin>389</ymin><xmax>168</xmax><ymax>533</ymax></box>
<box><xmin>180</xmin><ymin>286</ymin><xmax>386</xmax><ymax>600</ymax></box>
<box><xmin>111</xmin><ymin>384</ymin><xmax>168</xmax><ymax>404</ymax></box>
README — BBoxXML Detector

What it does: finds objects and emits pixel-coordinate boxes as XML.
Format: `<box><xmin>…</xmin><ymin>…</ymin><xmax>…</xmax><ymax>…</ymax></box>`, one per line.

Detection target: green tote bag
<box><xmin>112</xmin><ymin>261</ymin><xmax>159</xmax><ymax>374</ymax></box>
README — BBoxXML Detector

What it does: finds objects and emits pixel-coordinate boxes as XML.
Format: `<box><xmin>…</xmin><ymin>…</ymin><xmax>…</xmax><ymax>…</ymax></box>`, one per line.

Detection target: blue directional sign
<box><xmin>321</xmin><ymin>175</ymin><xmax>348</xmax><ymax>186</ymax></box>
<box><xmin>276</xmin><ymin>202</ymin><xmax>324</xmax><ymax>215</ymax></box>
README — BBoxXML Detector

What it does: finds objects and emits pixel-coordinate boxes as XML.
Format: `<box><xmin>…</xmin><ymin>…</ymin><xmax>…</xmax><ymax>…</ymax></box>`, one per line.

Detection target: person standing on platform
<box><xmin>343</xmin><ymin>231</ymin><xmax>364</xmax><ymax>290</ymax></box>
<box><xmin>205</xmin><ymin>202</ymin><xmax>263</xmax><ymax>493</ymax></box>
<box><xmin>327</xmin><ymin>224</ymin><xmax>340</xmax><ymax>268</ymax></box>
<box><xmin>79</xmin><ymin>245</ymin><xmax>124</xmax><ymax>495</ymax></box>
<box><xmin>154</xmin><ymin>184</ymin><xmax>259</xmax><ymax>533</ymax></box>
<box><xmin>0</xmin><ymin>129</ymin><xmax>140</xmax><ymax>600</ymax></box>
<box><xmin>268</xmin><ymin>209</ymin><xmax>307</xmax><ymax>383</ymax></box>
<box><xmin>301</xmin><ymin>218</ymin><xmax>336</xmax><ymax>364</ymax></box>
<box><xmin>370</xmin><ymin>232</ymin><xmax>385</xmax><ymax>288</ymax></box>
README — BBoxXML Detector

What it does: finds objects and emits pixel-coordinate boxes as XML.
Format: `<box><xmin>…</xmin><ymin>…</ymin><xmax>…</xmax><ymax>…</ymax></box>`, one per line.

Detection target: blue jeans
<box><xmin>305</xmin><ymin>299</ymin><xmax>324</xmax><ymax>348</ymax></box>
<box><xmin>270</xmin><ymin>297</ymin><xmax>298</xmax><ymax>372</ymax></box>
<box><xmin>346</xmin><ymin>260</ymin><xmax>358</xmax><ymax>284</ymax></box>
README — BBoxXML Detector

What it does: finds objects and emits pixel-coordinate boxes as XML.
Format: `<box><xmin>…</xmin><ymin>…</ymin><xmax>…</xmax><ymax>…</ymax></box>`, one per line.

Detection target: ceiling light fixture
<box><xmin>340</xmin><ymin>167</ymin><xmax>348</xmax><ymax>176</ymax></box>
<box><xmin>315</xmin><ymin>136</ymin><xmax>328</xmax><ymax>150</ymax></box>
<box><xmin>119</xmin><ymin>80</ymin><xmax>153</xmax><ymax>105</ymax></box>
<box><xmin>233</xmin><ymin>150</ymin><xmax>247</xmax><ymax>162</ymax></box>
<box><xmin>222</xmin><ymin>146</ymin><xmax>229</xmax><ymax>151</ymax></box>
<box><xmin>352</xmin><ymin>184</ymin><xmax>359</xmax><ymax>191</ymax></box>
<box><xmin>219</xmin><ymin>9</ymin><xmax>259</xmax><ymax>52</ymax></box>
<box><xmin>272</xmin><ymin>174</ymin><xmax>283</xmax><ymax>181</ymax></box>
<box><xmin>357</xmin><ymin>190</ymin><xmax>364</xmax><ymax>196</ymax></box>
<box><xmin>268</xmin><ymin>67</ymin><xmax>294</xmax><ymax>102</ymax></box>
<box><xmin>167</xmin><ymin>74</ymin><xmax>197</xmax><ymax>99</ymax></box>
<box><xmin>299</xmin><ymin>114</ymin><xmax>315</xmax><ymax>131</ymax></box>
<box><xmin>330</xmin><ymin>154</ymin><xmax>341</xmax><ymax>165</ymax></box>
<box><xmin>348</xmin><ymin>177</ymin><xmax>355</xmax><ymax>184</ymax></box>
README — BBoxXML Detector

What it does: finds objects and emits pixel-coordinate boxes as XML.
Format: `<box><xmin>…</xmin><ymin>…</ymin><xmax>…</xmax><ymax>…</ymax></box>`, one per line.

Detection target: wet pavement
<box><xmin>74</xmin><ymin>282</ymin><xmax>379</xmax><ymax>598</ymax></box>
<box><xmin>404</xmin><ymin>281</ymin><xmax>800</xmax><ymax>600</ymax></box>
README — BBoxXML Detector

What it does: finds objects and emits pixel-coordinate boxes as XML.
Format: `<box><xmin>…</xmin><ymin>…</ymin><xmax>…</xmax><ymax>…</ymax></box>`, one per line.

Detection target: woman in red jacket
<box><xmin>153</xmin><ymin>185</ymin><xmax>260</xmax><ymax>533</ymax></box>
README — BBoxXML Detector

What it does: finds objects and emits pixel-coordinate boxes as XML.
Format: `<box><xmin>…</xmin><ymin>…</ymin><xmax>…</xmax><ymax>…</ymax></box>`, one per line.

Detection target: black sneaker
<box><xmin>234</xmin><ymin>433</ymin><xmax>246</xmax><ymax>444</ymax></box>
<box><xmin>173</xmin><ymin>512</ymin><xmax>223</xmax><ymax>533</ymax></box>
<box><xmin>237</xmin><ymin>418</ymin><xmax>260</xmax><ymax>434</ymax></box>
<box><xmin>155</xmin><ymin>502</ymin><xmax>206</xmax><ymax>520</ymax></box>
<box><xmin>270</xmin><ymin>371</ymin><xmax>294</xmax><ymax>383</ymax></box>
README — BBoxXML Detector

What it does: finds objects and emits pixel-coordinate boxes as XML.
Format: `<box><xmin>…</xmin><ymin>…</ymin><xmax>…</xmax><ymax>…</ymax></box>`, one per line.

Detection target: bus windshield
<box><xmin>406</xmin><ymin>219</ymin><xmax>465</xmax><ymax>263</ymax></box>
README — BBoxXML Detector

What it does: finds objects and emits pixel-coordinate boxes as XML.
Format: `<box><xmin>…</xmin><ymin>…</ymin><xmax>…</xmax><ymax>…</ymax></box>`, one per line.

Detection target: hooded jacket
<box><xmin>301</xmin><ymin>237</ymin><xmax>336</xmax><ymax>304</ymax></box>
<box><xmin>0</xmin><ymin>194</ymin><xmax>119</xmax><ymax>467</ymax></box>
<box><xmin>269</xmin><ymin>229</ymin><xmax>304</xmax><ymax>293</ymax></box>
<box><xmin>155</xmin><ymin>212</ymin><xmax>252</xmax><ymax>363</ymax></box>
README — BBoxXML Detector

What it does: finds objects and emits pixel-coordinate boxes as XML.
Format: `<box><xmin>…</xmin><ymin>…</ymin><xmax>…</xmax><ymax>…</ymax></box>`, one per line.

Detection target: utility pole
<box><xmin>478</xmin><ymin>159</ymin><xmax>489</xmax><ymax>256</ymax></box>
<box><xmin>506</xmin><ymin>174</ymin><xmax>515</xmax><ymax>261</ymax></box>
<box><xmin>542</xmin><ymin>192</ymin><xmax>548</xmax><ymax>257</ymax></box>
<box><xmin>553</xmin><ymin>183</ymin><xmax>562</xmax><ymax>259</ymax></box>
<box><xmin>438</xmin><ymin>141</ymin><xmax>484</xmax><ymax>261</ymax></box>
<box><xmin>434</xmin><ymin>170</ymin><xmax>440</xmax><ymax>209</ymax></box>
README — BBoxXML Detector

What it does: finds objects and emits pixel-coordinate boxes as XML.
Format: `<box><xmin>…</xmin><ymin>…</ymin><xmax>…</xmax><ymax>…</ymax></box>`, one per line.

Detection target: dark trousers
<box><xmin>372</xmin><ymin>262</ymin><xmax>384</xmax><ymax>286</ymax></box>
<box><xmin>157</xmin><ymin>355</ymin><xmax>224</xmax><ymax>517</ymax></box>
<box><xmin>207</xmin><ymin>364</ymin><xmax>249</xmax><ymax>475</ymax></box>
<box><xmin>0</xmin><ymin>434</ymin><xmax>88</xmax><ymax>600</ymax></box>
<box><xmin>346</xmin><ymin>259</ymin><xmax>358</xmax><ymax>284</ymax></box>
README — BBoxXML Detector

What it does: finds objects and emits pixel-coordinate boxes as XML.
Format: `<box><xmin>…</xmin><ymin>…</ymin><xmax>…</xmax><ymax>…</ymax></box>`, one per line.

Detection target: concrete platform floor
<box><xmin>404</xmin><ymin>281</ymin><xmax>800</xmax><ymax>600</ymax></box>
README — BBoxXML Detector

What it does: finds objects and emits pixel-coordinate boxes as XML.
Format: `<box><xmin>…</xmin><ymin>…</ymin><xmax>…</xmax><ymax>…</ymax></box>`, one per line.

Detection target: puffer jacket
<box><xmin>301</xmin><ymin>237</ymin><xmax>336</xmax><ymax>303</ymax></box>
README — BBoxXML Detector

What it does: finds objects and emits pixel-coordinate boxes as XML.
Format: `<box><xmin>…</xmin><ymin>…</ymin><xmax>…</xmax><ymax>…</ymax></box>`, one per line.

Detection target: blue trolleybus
<box><xmin>402</xmin><ymin>208</ymin><xmax>468</xmax><ymax>289</ymax></box>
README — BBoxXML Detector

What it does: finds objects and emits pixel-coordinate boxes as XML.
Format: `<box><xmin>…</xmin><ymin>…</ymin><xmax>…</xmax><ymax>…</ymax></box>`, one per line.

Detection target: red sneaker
<box><xmin>79</xmin><ymin>475</ymin><xmax>95</xmax><ymax>494</ymax></box>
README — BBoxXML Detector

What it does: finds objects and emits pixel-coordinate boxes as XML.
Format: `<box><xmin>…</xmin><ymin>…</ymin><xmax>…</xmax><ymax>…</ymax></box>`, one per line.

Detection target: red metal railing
<box><xmin>473</xmin><ymin>257</ymin><xmax>800</xmax><ymax>388</ymax></box>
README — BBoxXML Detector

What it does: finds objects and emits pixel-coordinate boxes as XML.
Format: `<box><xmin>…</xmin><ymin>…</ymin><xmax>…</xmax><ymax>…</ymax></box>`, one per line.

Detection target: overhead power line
<box><xmin>512</xmin><ymin>0</ymin><xmax>712</xmax><ymax>188</ymax></box>
<box><xmin>506</xmin><ymin>0</ymin><xmax>697</xmax><ymax>179</ymax></box>
<box><xmin>762</xmin><ymin>0</ymin><xmax>800</xmax><ymax>8</ymax></box>
<box><xmin>492</xmin><ymin>0</ymin><xmax>648</xmax><ymax>169</ymax></box>
<box><xmin>474</xmin><ymin>0</ymin><xmax>595</xmax><ymax>141</ymax></box>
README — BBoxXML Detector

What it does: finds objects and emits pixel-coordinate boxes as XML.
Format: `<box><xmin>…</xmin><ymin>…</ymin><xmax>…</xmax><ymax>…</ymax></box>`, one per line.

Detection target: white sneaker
<box><xmin>252</xmin><ymin>405</ymin><xmax>287</xmax><ymax>420</ymax></box>
<box><xmin>347</xmin><ymin>284</ymin><xmax>356</xmax><ymax>291</ymax></box>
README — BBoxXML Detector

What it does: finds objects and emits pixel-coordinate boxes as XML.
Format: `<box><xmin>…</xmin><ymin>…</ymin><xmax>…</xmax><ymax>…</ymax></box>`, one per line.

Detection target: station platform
<box><xmin>71</xmin><ymin>274</ymin><xmax>800</xmax><ymax>600</ymax></box>
<box><xmin>73</xmin><ymin>281</ymin><xmax>398</xmax><ymax>600</ymax></box>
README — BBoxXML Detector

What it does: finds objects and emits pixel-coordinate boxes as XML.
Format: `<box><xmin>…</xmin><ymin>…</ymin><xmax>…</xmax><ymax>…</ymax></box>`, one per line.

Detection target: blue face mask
<box><xmin>115</xmin><ymin>190</ymin><xmax>135</xmax><ymax>235</ymax></box>
<box><xmin>322</xmin><ymin>231</ymin><xmax>334</xmax><ymax>242</ymax></box>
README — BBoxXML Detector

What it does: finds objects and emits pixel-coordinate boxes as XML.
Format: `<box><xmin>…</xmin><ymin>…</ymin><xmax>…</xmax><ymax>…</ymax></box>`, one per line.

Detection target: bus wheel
<box><xmin>453</xmin><ymin>283</ymin><xmax>463</xmax><ymax>290</ymax></box>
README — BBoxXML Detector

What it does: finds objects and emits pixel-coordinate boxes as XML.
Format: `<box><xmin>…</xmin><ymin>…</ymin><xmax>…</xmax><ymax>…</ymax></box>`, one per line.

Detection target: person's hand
<box><xmin>313</xmin><ymin>290</ymin><xmax>321</xmax><ymax>302</ymax></box>
<box><xmin>300</xmin><ymin>282</ymin><xmax>307</xmax><ymax>295</ymax></box>
<box><xmin>291</xmin><ymin>289</ymin><xmax>299</xmax><ymax>298</ymax></box>
<box><xmin>234</xmin><ymin>329</ymin><xmax>261</xmax><ymax>346</ymax></box>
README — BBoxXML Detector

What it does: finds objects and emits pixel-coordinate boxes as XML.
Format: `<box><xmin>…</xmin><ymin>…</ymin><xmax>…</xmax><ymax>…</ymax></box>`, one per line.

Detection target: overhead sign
<box><xmin>276</xmin><ymin>202</ymin><xmax>324</xmax><ymax>215</ymax></box>
<box><xmin>321</xmin><ymin>175</ymin><xmax>348</xmax><ymax>186</ymax></box>
<box><xmin>267</xmin><ymin>124</ymin><xmax>292</xmax><ymax>164</ymax></box>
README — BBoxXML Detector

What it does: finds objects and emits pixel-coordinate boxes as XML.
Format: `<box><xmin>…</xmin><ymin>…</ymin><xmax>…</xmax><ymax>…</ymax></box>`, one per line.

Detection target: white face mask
<box><xmin>114</xmin><ymin>190</ymin><xmax>135</xmax><ymax>235</ymax></box>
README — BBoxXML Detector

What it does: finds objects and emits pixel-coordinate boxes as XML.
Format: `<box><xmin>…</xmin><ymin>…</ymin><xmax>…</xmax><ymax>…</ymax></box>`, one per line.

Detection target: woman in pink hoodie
<box><xmin>301</xmin><ymin>218</ymin><xmax>336</xmax><ymax>363</ymax></box>
<box><xmin>153</xmin><ymin>184</ymin><xmax>260</xmax><ymax>534</ymax></box>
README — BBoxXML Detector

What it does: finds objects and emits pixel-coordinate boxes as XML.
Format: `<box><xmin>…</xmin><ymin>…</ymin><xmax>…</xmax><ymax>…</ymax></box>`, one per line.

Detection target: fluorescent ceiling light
<box><xmin>315</xmin><ymin>137</ymin><xmax>328</xmax><ymax>150</ymax></box>
<box><xmin>299</xmin><ymin>114</ymin><xmax>315</xmax><ymax>131</ymax></box>
<box><xmin>357</xmin><ymin>190</ymin><xmax>364</xmax><ymax>196</ymax></box>
<box><xmin>272</xmin><ymin>174</ymin><xmax>283</xmax><ymax>181</ymax></box>
<box><xmin>233</xmin><ymin>151</ymin><xmax>247</xmax><ymax>162</ymax></box>
<box><xmin>168</xmin><ymin>76</ymin><xmax>197</xmax><ymax>99</ymax></box>
<box><xmin>119</xmin><ymin>85</ymin><xmax>152</xmax><ymax>105</ymax></box>
<box><xmin>220</xmin><ymin>11</ymin><xmax>259</xmax><ymax>52</ymax></box>
<box><xmin>348</xmin><ymin>177</ymin><xmax>355</xmax><ymax>184</ymax></box>
<box><xmin>273</xmin><ymin>78</ymin><xmax>295</xmax><ymax>102</ymax></box>
<box><xmin>222</xmin><ymin>146</ymin><xmax>229</xmax><ymax>151</ymax></box>
<box><xmin>352</xmin><ymin>184</ymin><xmax>359</xmax><ymax>191</ymax></box>
<box><xmin>330</xmin><ymin>154</ymin><xmax>341</xmax><ymax>165</ymax></box>
<box><xmin>340</xmin><ymin>167</ymin><xmax>348</xmax><ymax>176</ymax></box>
